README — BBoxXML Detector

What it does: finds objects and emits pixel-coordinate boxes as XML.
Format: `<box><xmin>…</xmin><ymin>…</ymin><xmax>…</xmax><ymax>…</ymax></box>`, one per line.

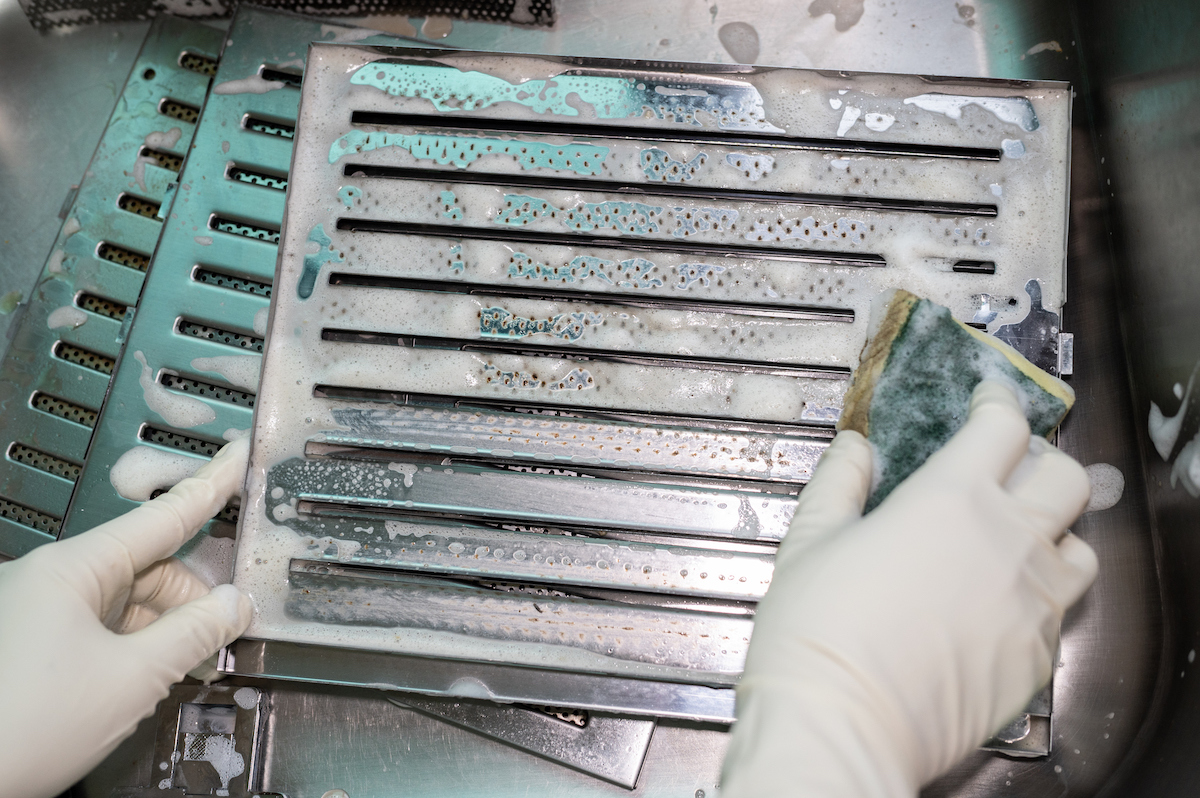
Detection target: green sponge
<box><xmin>838</xmin><ymin>289</ymin><xmax>1075</xmax><ymax>512</ymax></box>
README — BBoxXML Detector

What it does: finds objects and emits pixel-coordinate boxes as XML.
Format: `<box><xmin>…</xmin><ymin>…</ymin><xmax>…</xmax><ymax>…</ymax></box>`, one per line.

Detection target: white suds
<box><xmin>213</xmin><ymin>75</ymin><xmax>287</xmax><ymax>95</ymax></box>
<box><xmin>1002</xmin><ymin>139</ymin><xmax>1026</xmax><ymax>158</ymax></box>
<box><xmin>223</xmin><ymin>427</ymin><xmax>251</xmax><ymax>441</ymax></box>
<box><xmin>1083</xmin><ymin>463</ymin><xmax>1125</xmax><ymax>513</ymax></box>
<box><xmin>1171</xmin><ymin>431</ymin><xmax>1200</xmax><ymax>498</ymax></box>
<box><xmin>836</xmin><ymin>106</ymin><xmax>861</xmax><ymax>136</ymax></box>
<box><xmin>903</xmin><ymin>94</ymin><xmax>1039</xmax><ymax>131</ymax></box>
<box><xmin>1149</xmin><ymin>363</ymin><xmax>1198</xmax><ymax>460</ymax></box>
<box><xmin>110</xmin><ymin>446</ymin><xmax>204</xmax><ymax>501</ymax></box>
<box><xmin>864</xmin><ymin>112</ymin><xmax>896</xmax><ymax>132</ymax></box>
<box><xmin>387</xmin><ymin>461</ymin><xmax>418</xmax><ymax>487</ymax></box>
<box><xmin>194</xmin><ymin>736</ymin><xmax>244</xmax><ymax>793</ymax></box>
<box><xmin>136</xmin><ymin>351</ymin><xmax>216</xmax><ymax>428</ymax></box>
<box><xmin>191</xmin><ymin>355</ymin><xmax>262</xmax><ymax>392</ymax></box>
<box><xmin>195</xmin><ymin>236</ymin><xmax>213</xmax><ymax>246</ymax></box>
<box><xmin>47</xmin><ymin>305</ymin><xmax>87</xmax><ymax>329</ymax></box>
<box><xmin>1026</xmin><ymin>41</ymin><xmax>1063</xmax><ymax>56</ymax></box>
<box><xmin>62</xmin><ymin>217</ymin><xmax>81</xmax><ymax>238</ymax></box>
<box><xmin>320</xmin><ymin>23</ymin><xmax>391</xmax><ymax>42</ymax></box>
<box><xmin>47</xmin><ymin>250</ymin><xmax>67</xmax><ymax>274</ymax></box>
<box><xmin>145</xmin><ymin>127</ymin><xmax>182</xmax><ymax>150</ymax></box>
<box><xmin>233</xmin><ymin>687</ymin><xmax>258</xmax><ymax>709</ymax></box>
<box><xmin>253</xmin><ymin>307</ymin><xmax>270</xmax><ymax>337</ymax></box>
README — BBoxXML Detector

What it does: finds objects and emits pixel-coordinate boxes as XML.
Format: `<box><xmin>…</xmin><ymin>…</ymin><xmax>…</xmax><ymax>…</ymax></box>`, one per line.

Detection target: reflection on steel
<box><xmin>219</xmin><ymin>639</ymin><xmax>739</xmax><ymax>722</ymax></box>
<box><xmin>388</xmin><ymin>695</ymin><xmax>656</xmax><ymax>787</ymax></box>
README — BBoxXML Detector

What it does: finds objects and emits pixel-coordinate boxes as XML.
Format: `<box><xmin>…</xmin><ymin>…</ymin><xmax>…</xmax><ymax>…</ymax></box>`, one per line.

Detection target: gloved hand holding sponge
<box><xmin>0</xmin><ymin>289</ymin><xmax>1097</xmax><ymax>798</ymax></box>
<box><xmin>721</xmin><ymin>290</ymin><xmax>1098</xmax><ymax>797</ymax></box>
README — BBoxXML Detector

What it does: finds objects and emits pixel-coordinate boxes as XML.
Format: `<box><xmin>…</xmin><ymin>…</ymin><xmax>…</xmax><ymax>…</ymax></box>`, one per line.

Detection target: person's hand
<box><xmin>721</xmin><ymin>381</ymin><xmax>1099</xmax><ymax>797</ymax></box>
<box><xmin>0</xmin><ymin>437</ymin><xmax>254</xmax><ymax>798</ymax></box>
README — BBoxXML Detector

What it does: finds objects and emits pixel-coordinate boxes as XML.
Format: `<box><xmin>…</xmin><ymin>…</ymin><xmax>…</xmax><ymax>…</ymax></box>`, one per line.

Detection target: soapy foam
<box><xmin>253</xmin><ymin>307</ymin><xmax>269</xmax><ymax>337</ymax></box>
<box><xmin>1171</xmin><ymin>431</ymin><xmax>1200</xmax><ymax>498</ymax></box>
<box><xmin>1149</xmin><ymin>362</ymin><xmax>1199</xmax><ymax>460</ymax></box>
<box><xmin>1084</xmin><ymin>463</ymin><xmax>1125</xmax><ymax>513</ymax></box>
<box><xmin>231</xmin><ymin>45</ymin><xmax>1073</xmax><ymax>681</ymax></box>
<box><xmin>190</xmin><ymin>355</ymin><xmax>262</xmax><ymax>392</ymax></box>
<box><xmin>214</xmin><ymin>75</ymin><xmax>287</xmax><ymax>95</ymax></box>
<box><xmin>110</xmin><ymin>446</ymin><xmax>204</xmax><ymax>502</ymax></box>
<box><xmin>47</xmin><ymin>305</ymin><xmax>87</xmax><ymax>329</ymax></box>
<box><xmin>136</xmin><ymin>351</ymin><xmax>217</xmax><ymax>428</ymax></box>
<box><xmin>145</xmin><ymin>127</ymin><xmax>182</xmax><ymax>150</ymax></box>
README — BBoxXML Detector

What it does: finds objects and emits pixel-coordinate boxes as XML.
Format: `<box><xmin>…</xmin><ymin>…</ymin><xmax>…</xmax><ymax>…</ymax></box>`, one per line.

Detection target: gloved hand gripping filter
<box><xmin>227</xmin><ymin>43</ymin><xmax>1074</xmax><ymax>735</ymax></box>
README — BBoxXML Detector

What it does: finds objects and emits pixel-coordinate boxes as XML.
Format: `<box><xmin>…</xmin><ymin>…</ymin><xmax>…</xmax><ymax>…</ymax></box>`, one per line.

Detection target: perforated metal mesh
<box><xmin>97</xmin><ymin>241</ymin><xmax>150</xmax><ymax>272</ymax></box>
<box><xmin>8</xmin><ymin>444</ymin><xmax>81</xmax><ymax>481</ymax></box>
<box><xmin>31</xmin><ymin>393</ymin><xmax>97</xmax><ymax>428</ymax></box>
<box><xmin>179</xmin><ymin>51</ymin><xmax>219</xmax><ymax>78</ymax></box>
<box><xmin>18</xmin><ymin>0</ymin><xmax>554</xmax><ymax>33</ymax></box>
<box><xmin>159</xmin><ymin>98</ymin><xmax>201</xmax><ymax>124</ymax></box>
<box><xmin>161</xmin><ymin>372</ymin><xmax>256</xmax><ymax>407</ymax></box>
<box><xmin>77</xmin><ymin>293</ymin><xmax>128</xmax><ymax>321</ymax></box>
<box><xmin>53</xmin><ymin>342</ymin><xmax>115</xmax><ymax>375</ymax></box>
<box><xmin>140</xmin><ymin>425</ymin><xmax>222</xmax><ymax>457</ymax></box>
<box><xmin>193</xmin><ymin>267</ymin><xmax>274</xmax><ymax>298</ymax></box>
<box><xmin>141</xmin><ymin>147</ymin><xmax>183</xmax><ymax>173</ymax></box>
<box><xmin>245</xmin><ymin>115</ymin><xmax>295</xmax><ymax>140</ymax></box>
<box><xmin>227</xmin><ymin>165</ymin><xmax>289</xmax><ymax>192</ymax></box>
<box><xmin>209</xmin><ymin>215</ymin><xmax>280</xmax><ymax>244</ymax></box>
<box><xmin>177</xmin><ymin>320</ymin><xmax>264</xmax><ymax>352</ymax></box>
<box><xmin>117</xmin><ymin>193</ymin><xmax>162</xmax><ymax>220</ymax></box>
<box><xmin>0</xmin><ymin>498</ymin><xmax>59</xmax><ymax>534</ymax></box>
<box><xmin>215</xmin><ymin>502</ymin><xmax>240</xmax><ymax>524</ymax></box>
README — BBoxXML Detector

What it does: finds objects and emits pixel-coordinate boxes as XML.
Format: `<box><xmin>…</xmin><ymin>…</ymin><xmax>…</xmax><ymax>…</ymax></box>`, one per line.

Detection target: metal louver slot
<box><xmin>260</xmin><ymin>66</ymin><xmax>303</xmax><ymax>88</ymax></box>
<box><xmin>53</xmin><ymin>343</ymin><xmax>115</xmax><ymax>375</ymax></box>
<box><xmin>31</xmin><ymin>393</ymin><xmax>97</xmax><ymax>428</ymax></box>
<box><xmin>117</xmin><ymin>193</ymin><xmax>163</xmax><ymax>220</ymax></box>
<box><xmin>96</xmin><ymin>241</ymin><xmax>151</xmax><ymax>272</ymax></box>
<box><xmin>8</xmin><ymin>444</ymin><xmax>81</xmax><ymax>482</ymax></box>
<box><xmin>59</xmin><ymin>8</ymin><xmax>405</xmax><ymax>543</ymax></box>
<box><xmin>77</xmin><ymin>293</ymin><xmax>128</xmax><ymax>320</ymax></box>
<box><xmin>179</xmin><ymin>51</ymin><xmax>218</xmax><ymax>78</ymax></box>
<box><xmin>139</xmin><ymin>425</ymin><xmax>223</xmax><ymax>456</ymax></box>
<box><xmin>0</xmin><ymin>498</ymin><xmax>60</xmax><ymax>536</ymax></box>
<box><xmin>209</xmin><ymin>214</ymin><xmax>281</xmax><ymax>244</ymax></box>
<box><xmin>140</xmin><ymin>146</ymin><xmax>184</xmax><ymax>173</ymax></box>
<box><xmin>177</xmin><ymin>320</ymin><xmax>264</xmax><ymax>352</ymax></box>
<box><xmin>231</xmin><ymin>44</ymin><xmax>1073</xmax><ymax>723</ymax></box>
<box><xmin>160</xmin><ymin>373</ymin><xmax>256</xmax><ymax>407</ymax></box>
<box><xmin>159</xmin><ymin>98</ymin><xmax>201</xmax><ymax>124</ymax></box>
<box><xmin>244</xmin><ymin>114</ymin><xmax>296</xmax><ymax>139</ymax></box>
<box><xmin>227</xmin><ymin>164</ymin><xmax>289</xmax><ymax>192</ymax></box>
<box><xmin>193</xmin><ymin>266</ymin><xmax>273</xmax><ymax>297</ymax></box>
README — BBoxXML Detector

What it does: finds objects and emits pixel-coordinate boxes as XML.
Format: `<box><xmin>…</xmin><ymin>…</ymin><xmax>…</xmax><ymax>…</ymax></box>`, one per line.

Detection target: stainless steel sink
<box><xmin>0</xmin><ymin>0</ymin><xmax>1193</xmax><ymax>795</ymax></box>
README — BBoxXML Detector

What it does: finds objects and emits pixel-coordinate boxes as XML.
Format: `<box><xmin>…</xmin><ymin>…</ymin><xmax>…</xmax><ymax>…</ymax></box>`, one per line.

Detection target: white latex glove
<box><xmin>721</xmin><ymin>381</ymin><xmax>1099</xmax><ymax>798</ymax></box>
<box><xmin>0</xmin><ymin>437</ymin><xmax>254</xmax><ymax>798</ymax></box>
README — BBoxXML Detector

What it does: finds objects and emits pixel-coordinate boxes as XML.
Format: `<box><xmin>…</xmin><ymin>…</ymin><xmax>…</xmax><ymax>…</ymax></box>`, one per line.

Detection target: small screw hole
<box><xmin>143</xmin><ymin>68</ymin><xmax>156</xmax><ymax>80</ymax></box>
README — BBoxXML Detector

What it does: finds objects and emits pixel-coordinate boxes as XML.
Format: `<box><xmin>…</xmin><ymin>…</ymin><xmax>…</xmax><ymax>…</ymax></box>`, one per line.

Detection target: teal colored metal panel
<box><xmin>62</xmin><ymin>7</ymin><xmax>409</xmax><ymax>538</ymax></box>
<box><xmin>0</xmin><ymin>16</ymin><xmax>224</xmax><ymax>557</ymax></box>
